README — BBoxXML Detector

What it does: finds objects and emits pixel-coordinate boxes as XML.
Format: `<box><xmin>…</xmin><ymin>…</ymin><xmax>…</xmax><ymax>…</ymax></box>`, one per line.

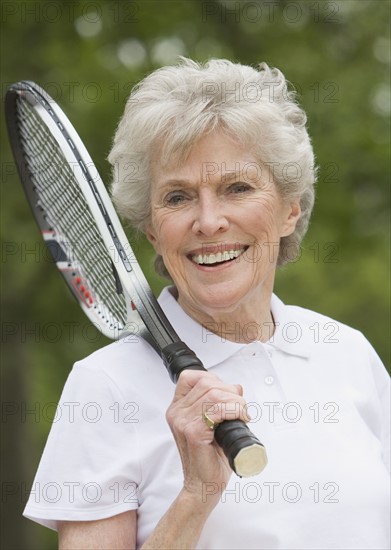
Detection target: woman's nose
<box><xmin>191</xmin><ymin>194</ymin><xmax>229</xmax><ymax>237</ymax></box>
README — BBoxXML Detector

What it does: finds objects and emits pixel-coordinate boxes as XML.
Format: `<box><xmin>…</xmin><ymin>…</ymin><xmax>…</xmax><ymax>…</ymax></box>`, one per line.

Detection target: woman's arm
<box><xmin>142</xmin><ymin>370</ymin><xmax>250</xmax><ymax>549</ymax></box>
<box><xmin>58</xmin><ymin>510</ymin><xmax>137</xmax><ymax>549</ymax></box>
<box><xmin>141</xmin><ymin>488</ymin><xmax>215</xmax><ymax>549</ymax></box>
<box><xmin>59</xmin><ymin>370</ymin><xmax>248</xmax><ymax>550</ymax></box>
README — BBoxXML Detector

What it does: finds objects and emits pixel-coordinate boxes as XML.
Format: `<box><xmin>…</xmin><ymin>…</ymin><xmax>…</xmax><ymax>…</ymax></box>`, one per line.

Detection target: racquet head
<box><xmin>4</xmin><ymin>81</ymin><xmax>177</xmax><ymax>349</ymax></box>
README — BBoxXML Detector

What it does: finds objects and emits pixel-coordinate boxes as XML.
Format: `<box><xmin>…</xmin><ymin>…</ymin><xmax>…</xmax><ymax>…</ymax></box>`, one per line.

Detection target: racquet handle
<box><xmin>161</xmin><ymin>342</ymin><xmax>267</xmax><ymax>477</ymax></box>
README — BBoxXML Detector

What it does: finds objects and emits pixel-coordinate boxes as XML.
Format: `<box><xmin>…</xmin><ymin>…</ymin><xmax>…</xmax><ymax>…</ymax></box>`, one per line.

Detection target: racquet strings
<box><xmin>16</xmin><ymin>97</ymin><xmax>127</xmax><ymax>333</ymax></box>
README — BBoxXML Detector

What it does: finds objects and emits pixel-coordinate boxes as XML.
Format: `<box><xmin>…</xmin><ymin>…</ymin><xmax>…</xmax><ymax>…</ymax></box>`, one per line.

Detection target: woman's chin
<box><xmin>183</xmin><ymin>286</ymin><xmax>250</xmax><ymax>317</ymax></box>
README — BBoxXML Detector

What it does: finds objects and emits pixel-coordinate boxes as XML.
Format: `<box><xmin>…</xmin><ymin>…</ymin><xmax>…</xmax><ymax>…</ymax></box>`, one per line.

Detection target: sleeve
<box><xmin>23</xmin><ymin>360</ymin><xmax>142</xmax><ymax>530</ymax></box>
<box><xmin>366</xmin><ymin>342</ymin><xmax>391</xmax><ymax>475</ymax></box>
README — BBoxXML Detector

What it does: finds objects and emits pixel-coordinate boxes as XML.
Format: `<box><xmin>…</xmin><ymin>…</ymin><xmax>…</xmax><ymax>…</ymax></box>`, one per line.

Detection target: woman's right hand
<box><xmin>166</xmin><ymin>369</ymin><xmax>251</xmax><ymax>511</ymax></box>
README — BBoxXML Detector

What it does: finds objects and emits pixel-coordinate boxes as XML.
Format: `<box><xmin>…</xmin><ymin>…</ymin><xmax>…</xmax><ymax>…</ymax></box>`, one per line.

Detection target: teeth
<box><xmin>192</xmin><ymin>248</ymin><xmax>245</xmax><ymax>265</ymax></box>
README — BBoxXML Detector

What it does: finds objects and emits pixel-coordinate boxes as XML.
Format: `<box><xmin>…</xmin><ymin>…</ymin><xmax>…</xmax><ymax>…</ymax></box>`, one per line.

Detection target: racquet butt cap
<box><xmin>234</xmin><ymin>444</ymin><xmax>268</xmax><ymax>477</ymax></box>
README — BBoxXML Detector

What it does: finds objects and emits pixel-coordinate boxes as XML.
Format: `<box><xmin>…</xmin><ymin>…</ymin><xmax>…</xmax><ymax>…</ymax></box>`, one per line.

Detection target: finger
<box><xmin>203</xmin><ymin>400</ymin><xmax>251</xmax><ymax>426</ymax></box>
<box><xmin>174</xmin><ymin>370</ymin><xmax>243</xmax><ymax>407</ymax></box>
<box><xmin>235</xmin><ymin>384</ymin><xmax>243</xmax><ymax>396</ymax></box>
<box><xmin>168</xmin><ymin>387</ymin><xmax>249</xmax><ymax>437</ymax></box>
<box><xmin>173</xmin><ymin>370</ymin><xmax>218</xmax><ymax>400</ymax></box>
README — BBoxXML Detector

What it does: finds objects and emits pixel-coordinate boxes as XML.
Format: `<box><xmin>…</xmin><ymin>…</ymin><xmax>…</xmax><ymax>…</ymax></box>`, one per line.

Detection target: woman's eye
<box><xmin>228</xmin><ymin>183</ymin><xmax>251</xmax><ymax>194</ymax></box>
<box><xmin>164</xmin><ymin>192</ymin><xmax>187</xmax><ymax>206</ymax></box>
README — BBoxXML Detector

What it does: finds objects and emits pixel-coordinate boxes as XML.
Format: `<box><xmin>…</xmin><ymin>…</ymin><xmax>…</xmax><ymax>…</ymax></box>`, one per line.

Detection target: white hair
<box><xmin>108</xmin><ymin>57</ymin><xmax>317</xmax><ymax>277</ymax></box>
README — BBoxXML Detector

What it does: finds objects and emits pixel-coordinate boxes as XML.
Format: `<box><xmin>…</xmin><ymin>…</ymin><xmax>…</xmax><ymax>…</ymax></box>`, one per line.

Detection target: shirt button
<box><xmin>264</xmin><ymin>376</ymin><xmax>274</xmax><ymax>385</ymax></box>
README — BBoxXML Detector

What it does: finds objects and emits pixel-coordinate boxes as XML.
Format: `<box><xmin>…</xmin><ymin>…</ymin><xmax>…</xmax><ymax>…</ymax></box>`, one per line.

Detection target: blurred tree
<box><xmin>1</xmin><ymin>0</ymin><xmax>389</xmax><ymax>547</ymax></box>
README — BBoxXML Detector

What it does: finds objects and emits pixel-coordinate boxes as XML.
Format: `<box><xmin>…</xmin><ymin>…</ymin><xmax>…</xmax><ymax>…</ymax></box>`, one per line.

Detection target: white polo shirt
<box><xmin>24</xmin><ymin>288</ymin><xmax>390</xmax><ymax>549</ymax></box>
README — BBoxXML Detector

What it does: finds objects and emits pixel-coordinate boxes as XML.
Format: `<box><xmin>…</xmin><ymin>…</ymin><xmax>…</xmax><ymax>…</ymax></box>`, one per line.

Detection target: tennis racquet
<box><xmin>4</xmin><ymin>80</ymin><xmax>267</xmax><ymax>478</ymax></box>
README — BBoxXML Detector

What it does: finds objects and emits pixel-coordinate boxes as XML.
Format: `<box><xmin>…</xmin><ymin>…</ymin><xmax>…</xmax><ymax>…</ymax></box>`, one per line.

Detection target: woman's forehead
<box><xmin>151</xmin><ymin>131</ymin><xmax>263</xmax><ymax>185</ymax></box>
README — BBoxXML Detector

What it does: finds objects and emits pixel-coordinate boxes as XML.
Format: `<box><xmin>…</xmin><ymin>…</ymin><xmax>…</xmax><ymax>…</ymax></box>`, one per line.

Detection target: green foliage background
<box><xmin>1</xmin><ymin>1</ymin><xmax>390</xmax><ymax>548</ymax></box>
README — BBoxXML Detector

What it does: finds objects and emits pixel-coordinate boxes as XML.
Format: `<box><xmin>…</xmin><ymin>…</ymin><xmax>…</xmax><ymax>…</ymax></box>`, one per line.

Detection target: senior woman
<box><xmin>24</xmin><ymin>59</ymin><xmax>389</xmax><ymax>549</ymax></box>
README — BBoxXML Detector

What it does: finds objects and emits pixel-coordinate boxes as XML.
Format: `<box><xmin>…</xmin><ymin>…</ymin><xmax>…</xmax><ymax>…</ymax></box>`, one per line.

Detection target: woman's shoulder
<box><xmin>273</xmin><ymin>294</ymin><xmax>370</xmax><ymax>344</ymax></box>
<box><xmin>68</xmin><ymin>335</ymin><xmax>173</xmax><ymax>401</ymax></box>
<box><xmin>272</xmin><ymin>294</ymin><xmax>387</xmax><ymax>374</ymax></box>
<box><xmin>75</xmin><ymin>334</ymin><xmax>157</xmax><ymax>370</ymax></box>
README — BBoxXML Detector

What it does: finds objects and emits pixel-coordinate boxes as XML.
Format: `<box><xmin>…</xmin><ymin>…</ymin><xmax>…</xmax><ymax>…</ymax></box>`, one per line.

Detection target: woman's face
<box><xmin>147</xmin><ymin>131</ymin><xmax>300</xmax><ymax>321</ymax></box>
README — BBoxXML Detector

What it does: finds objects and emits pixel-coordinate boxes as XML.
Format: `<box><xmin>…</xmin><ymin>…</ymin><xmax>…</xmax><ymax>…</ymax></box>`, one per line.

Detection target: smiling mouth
<box><xmin>190</xmin><ymin>247</ymin><xmax>248</xmax><ymax>266</ymax></box>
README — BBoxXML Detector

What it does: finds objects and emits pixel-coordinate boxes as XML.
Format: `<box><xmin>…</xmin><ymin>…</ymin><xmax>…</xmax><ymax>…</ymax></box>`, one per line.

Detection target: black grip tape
<box><xmin>162</xmin><ymin>341</ymin><xmax>206</xmax><ymax>383</ymax></box>
<box><xmin>215</xmin><ymin>420</ymin><xmax>264</xmax><ymax>474</ymax></box>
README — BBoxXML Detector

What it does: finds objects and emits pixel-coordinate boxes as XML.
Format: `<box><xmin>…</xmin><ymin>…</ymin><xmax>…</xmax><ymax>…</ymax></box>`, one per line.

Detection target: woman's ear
<box><xmin>280</xmin><ymin>200</ymin><xmax>301</xmax><ymax>237</ymax></box>
<box><xmin>145</xmin><ymin>224</ymin><xmax>161</xmax><ymax>254</ymax></box>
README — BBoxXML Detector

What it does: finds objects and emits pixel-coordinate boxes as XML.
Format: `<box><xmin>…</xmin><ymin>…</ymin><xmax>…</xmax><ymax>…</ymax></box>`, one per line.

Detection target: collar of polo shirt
<box><xmin>158</xmin><ymin>287</ymin><xmax>311</xmax><ymax>370</ymax></box>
